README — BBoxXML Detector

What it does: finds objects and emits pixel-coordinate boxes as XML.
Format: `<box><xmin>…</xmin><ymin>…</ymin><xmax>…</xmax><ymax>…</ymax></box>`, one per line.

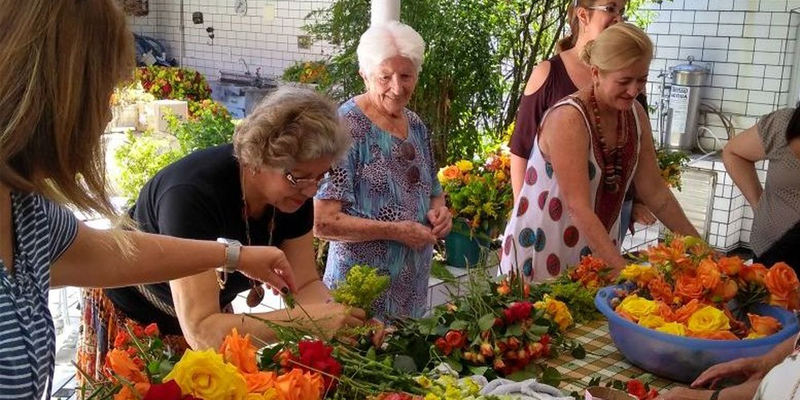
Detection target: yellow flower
<box><xmin>164</xmin><ymin>349</ymin><xmax>247</xmax><ymax>400</ymax></box>
<box><xmin>616</xmin><ymin>295</ymin><xmax>659</xmax><ymax>321</ymax></box>
<box><xmin>620</xmin><ymin>264</ymin><xmax>659</xmax><ymax>285</ymax></box>
<box><xmin>638</xmin><ymin>314</ymin><xmax>666</xmax><ymax>329</ymax></box>
<box><xmin>425</xmin><ymin>394</ymin><xmax>442</xmax><ymax>400</ymax></box>
<box><xmin>535</xmin><ymin>295</ymin><xmax>574</xmax><ymax>331</ymax></box>
<box><xmin>244</xmin><ymin>389</ymin><xmax>280</xmax><ymax>400</ymax></box>
<box><xmin>687</xmin><ymin>306</ymin><xmax>731</xmax><ymax>334</ymax></box>
<box><xmin>455</xmin><ymin>160</ymin><xmax>473</xmax><ymax>173</ymax></box>
<box><xmin>494</xmin><ymin>170</ymin><xmax>507</xmax><ymax>182</ymax></box>
<box><xmin>656</xmin><ymin>322</ymin><xmax>687</xmax><ymax>336</ymax></box>
<box><xmin>745</xmin><ymin>332</ymin><xmax>766</xmax><ymax>340</ymax></box>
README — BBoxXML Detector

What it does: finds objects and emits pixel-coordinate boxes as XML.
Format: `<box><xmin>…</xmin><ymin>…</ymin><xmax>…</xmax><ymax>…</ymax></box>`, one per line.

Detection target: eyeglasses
<box><xmin>284</xmin><ymin>169</ymin><xmax>329</xmax><ymax>189</ymax></box>
<box><xmin>398</xmin><ymin>141</ymin><xmax>420</xmax><ymax>185</ymax></box>
<box><xmin>587</xmin><ymin>4</ymin><xmax>627</xmax><ymax>20</ymax></box>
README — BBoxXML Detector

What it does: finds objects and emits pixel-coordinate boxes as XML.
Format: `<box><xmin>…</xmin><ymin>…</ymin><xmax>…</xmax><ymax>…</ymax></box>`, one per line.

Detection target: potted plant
<box><xmin>437</xmin><ymin>150</ymin><xmax>513</xmax><ymax>267</ymax></box>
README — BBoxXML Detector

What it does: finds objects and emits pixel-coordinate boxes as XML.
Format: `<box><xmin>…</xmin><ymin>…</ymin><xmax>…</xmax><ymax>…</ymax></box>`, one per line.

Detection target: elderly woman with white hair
<box><xmin>315</xmin><ymin>21</ymin><xmax>452</xmax><ymax>319</ymax></box>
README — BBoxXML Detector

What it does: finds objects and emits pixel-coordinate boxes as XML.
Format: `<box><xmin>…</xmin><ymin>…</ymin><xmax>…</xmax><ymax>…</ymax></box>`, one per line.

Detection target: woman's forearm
<box><xmin>186</xmin><ymin>308</ymin><xmax>314</xmax><ymax>349</ymax></box>
<box><xmin>722</xmin><ymin>152</ymin><xmax>763</xmax><ymax>207</ymax></box>
<box><xmin>649</xmin><ymin>188</ymin><xmax>700</xmax><ymax>238</ymax></box>
<box><xmin>53</xmin><ymin>225</ymin><xmax>226</xmax><ymax>288</ymax></box>
<box><xmin>314</xmin><ymin>212</ymin><xmax>401</xmax><ymax>243</ymax></box>
<box><xmin>571</xmin><ymin>206</ymin><xmax>628</xmax><ymax>269</ymax></box>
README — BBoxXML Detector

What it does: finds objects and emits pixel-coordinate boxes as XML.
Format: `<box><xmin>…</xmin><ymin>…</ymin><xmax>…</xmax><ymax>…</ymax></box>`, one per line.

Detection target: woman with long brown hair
<box><xmin>0</xmin><ymin>2</ymin><xmax>296</xmax><ymax>398</ymax></box>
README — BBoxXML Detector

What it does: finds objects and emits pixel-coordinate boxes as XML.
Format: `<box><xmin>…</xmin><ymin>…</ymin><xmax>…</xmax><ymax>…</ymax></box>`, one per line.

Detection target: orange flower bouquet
<box><xmin>81</xmin><ymin>327</ymin><xmax>327</xmax><ymax>400</ymax></box>
<box><xmin>611</xmin><ymin>236</ymin><xmax>800</xmax><ymax>340</ymax></box>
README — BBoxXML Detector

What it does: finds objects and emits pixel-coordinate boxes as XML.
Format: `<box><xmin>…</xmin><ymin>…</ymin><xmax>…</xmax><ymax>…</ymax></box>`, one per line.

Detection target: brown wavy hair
<box><xmin>233</xmin><ymin>87</ymin><xmax>351</xmax><ymax>171</ymax></box>
<box><xmin>0</xmin><ymin>0</ymin><xmax>134</xmax><ymax>217</ymax></box>
<box><xmin>557</xmin><ymin>0</ymin><xmax>607</xmax><ymax>53</ymax></box>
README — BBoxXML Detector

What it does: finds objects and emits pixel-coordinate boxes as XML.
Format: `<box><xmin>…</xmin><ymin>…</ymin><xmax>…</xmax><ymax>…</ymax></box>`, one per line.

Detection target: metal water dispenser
<box><xmin>662</xmin><ymin>57</ymin><xmax>708</xmax><ymax>151</ymax></box>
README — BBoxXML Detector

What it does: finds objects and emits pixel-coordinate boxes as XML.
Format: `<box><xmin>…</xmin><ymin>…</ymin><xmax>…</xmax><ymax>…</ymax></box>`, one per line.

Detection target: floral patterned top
<box><xmin>316</xmin><ymin>98</ymin><xmax>442</xmax><ymax>319</ymax></box>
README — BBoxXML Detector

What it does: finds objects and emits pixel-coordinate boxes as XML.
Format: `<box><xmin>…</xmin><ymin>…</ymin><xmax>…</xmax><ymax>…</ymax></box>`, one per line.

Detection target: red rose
<box><xmin>114</xmin><ymin>331</ymin><xmax>129</xmax><ymax>348</ymax></box>
<box><xmin>503</xmin><ymin>301</ymin><xmax>533</xmax><ymax>324</ymax></box>
<box><xmin>144</xmin><ymin>323</ymin><xmax>159</xmax><ymax>337</ymax></box>
<box><xmin>297</xmin><ymin>340</ymin><xmax>341</xmax><ymax>391</ymax></box>
<box><xmin>162</xmin><ymin>82</ymin><xmax>173</xmax><ymax>97</ymax></box>
<box><xmin>435</xmin><ymin>337</ymin><xmax>452</xmax><ymax>355</ymax></box>
<box><xmin>626</xmin><ymin>379</ymin><xmax>647</xmax><ymax>399</ymax></box>
<box><xmin>445</xmin><ymin>330</ymin><xmax>466</xmax><ymax>349</ymax></box>
<box><xmin>144</xmin><ymin>380</ymin><xmax>182</xmax><ymax>400</ymax></box>
<box><xmin>132</xmin><ymin>325</ymin><xmax>145</xmax><ymax>338</ymax></box>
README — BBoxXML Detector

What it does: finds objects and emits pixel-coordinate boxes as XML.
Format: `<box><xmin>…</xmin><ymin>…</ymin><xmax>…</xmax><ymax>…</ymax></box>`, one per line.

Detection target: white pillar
<box><xmin>371</xmin><ymin>0</ymin><xmax>401</xmax><ymax>26</ymax></box>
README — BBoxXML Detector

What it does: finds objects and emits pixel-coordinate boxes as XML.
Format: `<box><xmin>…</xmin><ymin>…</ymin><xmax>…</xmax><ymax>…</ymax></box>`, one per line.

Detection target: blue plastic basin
<box><xmin>595</xmin><ymin>285</ymin><xmax>800</xmax><ymax>383</ymax></box>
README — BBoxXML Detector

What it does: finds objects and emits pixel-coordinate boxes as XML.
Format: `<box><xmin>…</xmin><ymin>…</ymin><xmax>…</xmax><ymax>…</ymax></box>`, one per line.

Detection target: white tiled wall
<box><xmin>643</xmin><ymin>1</ymin><xmax>799</xmax><ymax>154</ymax></box>
<box><xmin>632</xmin><ymin>0</ymin><xmax>800</xmax><ymax>252</ymax></box>
<box><xmin>128</xmin><ymin>0</ymin><xmax>334</xmax><ymax>80</ymax></box>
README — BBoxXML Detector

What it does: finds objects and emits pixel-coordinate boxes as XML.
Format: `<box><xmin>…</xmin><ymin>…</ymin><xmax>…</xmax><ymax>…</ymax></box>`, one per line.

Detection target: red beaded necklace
<box><xmin>589</xmin><ymin>88</ymin><xmax>626</xmax><ymax>193</ymax></box>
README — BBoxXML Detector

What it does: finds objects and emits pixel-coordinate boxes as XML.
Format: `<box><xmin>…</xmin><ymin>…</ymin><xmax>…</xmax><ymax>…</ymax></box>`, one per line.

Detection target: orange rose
<box><xmin>441</xmin><ymin>166</ymin><xmax>461</xmax><ymax>181</ymax></box>
<box><xmin>106</xmin><ymin>349</ymin><xmax>147</xmax><ymax>383</ymax></box>
<box><xmin>740</xmin><ymin>263</ymin><xmax>768</xmax><ymax>285</ymax></box>
<box><xmin>274</xmin><ymin>369</ymin><xmax>324</xmax><ymax>400</ymax></box>
<box><xmin>647</xmin><ymin>276</ymin><xmax>674</xmax><ymax>304</ymax></box>
<box><xmin>748</xmin><ymin>313</ymin><xmax>782</xmax><ymax>336</ymax></box>
<box><xmin>673</xmin><ymin>299</ymin><xmax>702</xmax><ymax>324</ymax></box>
<box><xmin>675</xmin><ymin>272</ymin><xmax>704</xmax><ymax>302</ymax></box>
<box><xmin>711</xmin><ymin>279</ymin><xmax>739</xmax><ymax>302</ymax></box>
<box><xmin>219</xmin><ymin>328</ymin><xmax>258</xmax><ymax>374</ymax></box>
<box><xmin>691</xmin><ymin>330</ymin><xmax>740</xmax><ymax>340</ymax></box>
<box><xmin>113</xmin><ymin>383</ymin><xmax>150</xmax><ymax>400</ymax></box>
<box><xmin>718</xmin><ymin>257</ymin><xmax>743</xmax><ymax>276</ymax></box>
<box><xmin>766</xmin><ymin>263</ymin><xmax>800</xmax><ymax>309</ymax></box>
<box><xmin>654</xmin><ymin>301</ymin><xmax>675</xmax><ymax>322</ymax></box>
<box><xmin>697</xmin><ymin>258</ymin><xmax>721</xmax><ymax>290</ymax></box>
<box><xmin>245</xmin><ymin>371</ymin><xmax>277</xmax><ymax>393</ymax></box>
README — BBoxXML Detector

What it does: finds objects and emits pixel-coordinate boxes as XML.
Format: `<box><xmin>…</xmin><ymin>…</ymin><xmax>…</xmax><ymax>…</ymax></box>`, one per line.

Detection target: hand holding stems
<box><xmin>237</xmin><ymin>246</ymin><xmax>297</xmax><ymax>294</ymax></box>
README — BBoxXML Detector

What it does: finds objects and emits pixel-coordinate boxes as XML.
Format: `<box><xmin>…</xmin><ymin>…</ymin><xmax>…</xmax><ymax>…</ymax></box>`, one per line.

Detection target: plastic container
<box><xmin>595</xmin><ymin>285</ymin><xmax>800</xmax><ymax>383</ymax></box>
<box><xmin>444</xmin><ymin>230</ymin><xmax>486</xmax><ymax>268</ymax></box>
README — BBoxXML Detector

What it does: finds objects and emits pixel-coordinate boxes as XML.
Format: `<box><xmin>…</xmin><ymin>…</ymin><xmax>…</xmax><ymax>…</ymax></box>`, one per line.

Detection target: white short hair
<box><xmin>357</xmin><ymin>21</ymin><xmax>425</xmax><ymax>76</ymax></box>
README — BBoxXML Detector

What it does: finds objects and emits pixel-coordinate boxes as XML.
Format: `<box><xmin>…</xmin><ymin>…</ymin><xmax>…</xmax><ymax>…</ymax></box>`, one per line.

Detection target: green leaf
<box><xmin>571</xmin><ymin>345</ymin><xmax>587</xmax><ymax>359</ymax></box>
<box><xmin>446</xmin><ymin>358</ymin><xmax>463</xmax><ymax>373</ymax></box>
<box><xmin>540</xmin><ymin>366</ymin><xmax>562</xmax><ymax>387</ymax></box>
<box><xmin>450</xmin><ymin>320</ymin><xmax>469</xmax><ymax>331</ymax></box>
<box><xmin>507</xmin><ymin>369</ymin><xmax>537</xmax><ymax>382</ymax></box>
<box><xmin>529</xmin><ymin>324</ymin><xmax>549</xmax><ymax>335</ymax></box>
<box><xmin>468</xmin><ymin>365</ymin><xmax>489</xmax><ymax>377</ymax></box>
<box><xmin>365</xmin><ymin>346</ymin><xmax>376</xmax><ymax>361</ymax></box>
<box><xmin>506</xmin><ymin>323</ymin><xmax>523</xmax><ymax>337</ymax></box>
<box><xmin>478</xmin><ymin>313</ymin><xmax>496</xmax><ymax>331</ymax></box>
<box><xmin>393</xmin><ymin>355</ymin><xmax>418</xmax><ymax>374</ymax></box>
<box><xmin>417</xmin><ymin>317</ymin><xmax>438</xmax><ymax>336</ymax></box>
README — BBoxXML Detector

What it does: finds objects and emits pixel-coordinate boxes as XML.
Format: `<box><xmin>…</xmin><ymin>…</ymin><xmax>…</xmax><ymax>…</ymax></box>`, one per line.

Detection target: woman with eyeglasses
<box><xmin>315</xmin><ymin>22</ymin><xmax>452</xmax><ymax>319</ymax></box>
<box><xmin>508</xmin><ymin>0</ymin><xmax>657</xmax><ymax>244</ymax></box>
<box><xmin>77</xmin><ymin>87</ymin><xmax>367</xmax><ymax>381</ymax></box>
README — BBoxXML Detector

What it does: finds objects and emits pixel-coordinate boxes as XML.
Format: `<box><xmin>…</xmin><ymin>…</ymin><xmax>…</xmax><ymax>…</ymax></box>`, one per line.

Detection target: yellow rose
<box><xmin>656</xmin><ymin>322</ymin><xmax>687</xmax><ymax>336</ymax></box>
<box><xmin>745</xmin><ymin>332</ymin><xmax>766</xmax><ymax>340</ymax></box>
<box><xmin>687</xmin><ymin>306</ymin><xmax>731</xmax><ymax>334</ymax></box>
<box><xmin>638</xmin><ymin>314</ymin><xmax>666</xmax><ymax>329</ymax></box>
<box><xmin>164</xmin><ymin>349</ymin><xmax>247</xmax><ymax>400</ymax></box>
<box><xmin>620</xmin><ymin>264</ymin><xmax>659</xmax><ymax>285</ymax></box>
<box><xmin>616</xmin><ymin>295</ymin><xmax>659</xmax><ymax>321</ymax></box>
<box><xmin>244</xmin><ymin>389</ymin><xmax>280</xmax><ymax>400</ymax></box>
<box><xmin>455</xmin><ymin>160</ymin><xmax>473</xmax><ymax>173</ymax></box>
<box><xmin>536</xmin><ymin>295</ymin><xmax>574</xmax><ymax>331</ymax></box>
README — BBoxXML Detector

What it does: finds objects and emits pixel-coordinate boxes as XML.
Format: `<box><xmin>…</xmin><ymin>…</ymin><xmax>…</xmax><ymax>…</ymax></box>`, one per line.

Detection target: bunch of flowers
<box><xmin>400</xmin><ymin>270</ymin><xmax>578</xmax><ymax>383</ymax></box>
<box><xmin>90</xmin><ymin>327</ymin><xmax>327</xmax><ymax>400</ymax></box>
<box><xmin>110</xmin><ymin>82</ymin><xmax>156</xmax><ymax>108</ymax></box>
<box><xmin>656</xmin><ymin>147</ymin><xmax>689</xmax><ymax>190</ymax></box>
<box><xmin>437</xmin><ymin>150</ymin><xmax>513</xmax><ymax>239</ymax></box>
<box><xmin>581</xmin><ymin>377</ymin><xmax>659</xmax><ymax>400</ymax></box>
<box><xmin>331</xmin><ymin>264</ymin><xmax>390</xmax><ymax>317</ymax></box>
<box><xmin>613</xmin><ymin>236</ymin><xmax>799</xmax><ymax>340</ymax></box>
<box><xmin>135</xmin><ymin>66</ymin><xmax>212</xmax><ymax>103</ymax></box>
<box><xmin>282</xmin><ymin>61</ymin><xmax>331</xmax><ymax>86</ymax></box>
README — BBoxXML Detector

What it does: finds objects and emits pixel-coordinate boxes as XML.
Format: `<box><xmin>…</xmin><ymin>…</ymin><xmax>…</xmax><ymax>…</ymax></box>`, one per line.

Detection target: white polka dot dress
<box><xmin>500</xmin><ymin>96</ymin><xmax>642</xmax><ymax>282</ymax></box>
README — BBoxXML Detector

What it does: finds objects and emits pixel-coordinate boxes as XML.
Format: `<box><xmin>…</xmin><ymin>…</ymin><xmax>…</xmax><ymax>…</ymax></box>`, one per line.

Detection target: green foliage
<box><xmin>115</xmin><ymin>130</ymin><xmax>181</xmax><ymax>202</ymax></box>
<box><xmin>332</xmin><ymin>265</ymin><xmax>391</xmax><ymax>314</ymax></box>
<box><xmin>282</xmin><ymin>61</ymin><xmax>332</xmax><ymax>86</ymax></box>
<box><xmin>114</xmin><ymin>102</ymin><xmax>235</xmax><ymax>203</ymax></box>
<box><xmin>303</xmin><ymin>0</ymin><xmax>657</xmax><ymax>164</ymax></box>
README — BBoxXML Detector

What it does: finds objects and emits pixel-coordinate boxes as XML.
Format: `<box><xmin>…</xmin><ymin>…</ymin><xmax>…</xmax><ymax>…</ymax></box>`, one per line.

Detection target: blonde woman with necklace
<box><xmin>78</xmin><ymin>87</ymin><xmax>366</xmax><ymax>381</ymax></box>
<box><xmin>499</xmin><ymin>23</ymin><xmax>698</xmax><ymax>281</ymax></box>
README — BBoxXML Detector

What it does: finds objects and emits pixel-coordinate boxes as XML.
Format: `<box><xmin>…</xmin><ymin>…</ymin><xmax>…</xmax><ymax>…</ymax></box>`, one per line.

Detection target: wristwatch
<box><xmin>216</xmin><ymin>238</ymin><xmax>242</xmax><ymax>272</ymax></box>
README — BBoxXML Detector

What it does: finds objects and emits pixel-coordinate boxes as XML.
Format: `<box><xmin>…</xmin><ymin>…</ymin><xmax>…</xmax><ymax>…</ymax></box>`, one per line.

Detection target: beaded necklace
<box><xmin>589</xmin><ymin>88</ymin><xmax>626</xmax><ymax>193</ymax></box>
